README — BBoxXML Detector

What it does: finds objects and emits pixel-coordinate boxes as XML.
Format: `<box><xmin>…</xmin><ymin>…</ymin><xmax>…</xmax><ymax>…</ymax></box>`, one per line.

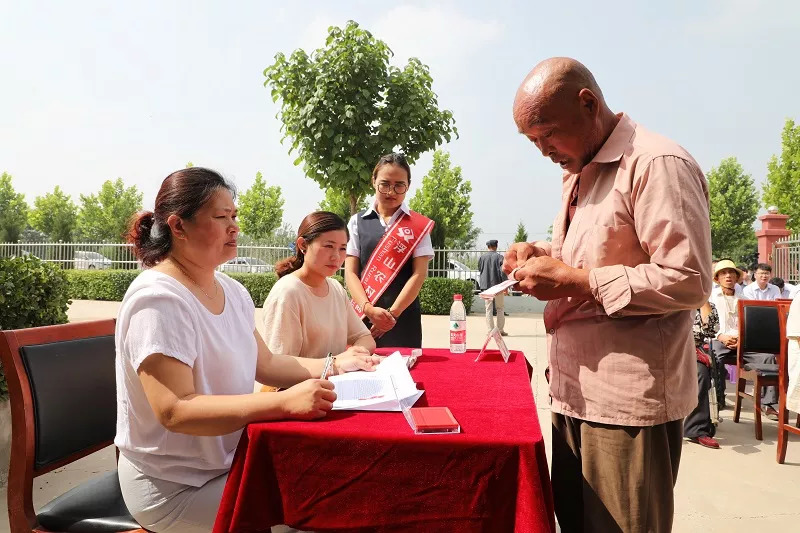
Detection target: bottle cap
<box><xmin>453</xmin><ymin>294</ymin><xmax>462</xmax><ymax>301</ymax></box>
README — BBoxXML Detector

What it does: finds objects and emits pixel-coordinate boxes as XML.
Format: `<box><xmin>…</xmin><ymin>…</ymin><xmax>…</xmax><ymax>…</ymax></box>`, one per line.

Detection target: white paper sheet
<box><xmin>478</xmin><ymin>278</ymin><xmax>518</xmax><ymax>300</ymax></box>
<box><xmin>329</xmin><ymin>352</ymin><xmax>424</xmax><ymax>411</ymax></box>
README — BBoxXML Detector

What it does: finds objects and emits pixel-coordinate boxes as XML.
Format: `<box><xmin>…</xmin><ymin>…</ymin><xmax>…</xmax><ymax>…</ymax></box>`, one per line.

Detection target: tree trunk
<box><xmin>350</xmin><ymin>193</ymin><xmax>358</xmax><ymax>216</ymax></box>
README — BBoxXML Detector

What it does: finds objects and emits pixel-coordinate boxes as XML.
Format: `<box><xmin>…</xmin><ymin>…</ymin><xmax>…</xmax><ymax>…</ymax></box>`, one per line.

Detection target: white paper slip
<box><xmin>329</xmin><ymin>352</ymin><xmax>424</xmax><ymax>411</ymax></box>
<box><xmin>479</xmin><ymin>278</ymin><xmax>518</xmax><ymax>300</ymax></box>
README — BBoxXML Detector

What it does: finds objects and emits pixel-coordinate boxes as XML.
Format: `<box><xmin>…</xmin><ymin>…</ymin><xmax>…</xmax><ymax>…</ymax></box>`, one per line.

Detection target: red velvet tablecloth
<box><xmin>213</xmin><ymin>348</ymin><xmax>554</xmax><ymax>533</ymax></box>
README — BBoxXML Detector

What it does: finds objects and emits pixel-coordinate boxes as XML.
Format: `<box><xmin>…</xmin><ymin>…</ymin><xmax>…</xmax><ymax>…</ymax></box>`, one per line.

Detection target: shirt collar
<box><xmin>588</xmin><ymin>112</ymin><xmax>636</xmax><ymax>165</ymax></box>
<box><xmin>362</xmin><ymin>201</ymin><xmax>410</xmax><ymax>218</ymax></box>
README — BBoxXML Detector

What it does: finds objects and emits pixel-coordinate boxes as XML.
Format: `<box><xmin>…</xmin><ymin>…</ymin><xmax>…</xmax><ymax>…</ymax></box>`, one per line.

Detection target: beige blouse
<box><xmin>261</xmin><ymin>275</ymin><xmax>370</xmax><ymax>358</ymax></box>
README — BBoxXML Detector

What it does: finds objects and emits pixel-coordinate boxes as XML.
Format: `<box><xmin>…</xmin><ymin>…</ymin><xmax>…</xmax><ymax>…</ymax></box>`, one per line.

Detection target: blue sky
<box><xmin>2</xmin><ymin>0</ymin><xmax>799</xmax><ymax>246</ymax></box>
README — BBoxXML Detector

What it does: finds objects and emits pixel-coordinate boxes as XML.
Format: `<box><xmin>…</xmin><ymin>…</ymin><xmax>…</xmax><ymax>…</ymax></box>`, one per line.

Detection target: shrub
<box><xmin>0</xmin><ymin>256</ymin><xmax>71</xmax><ymax>401</ymax></box>
<box><xmin>66</xmin><ymin>270</ymin><xmax>142</xmax><ymax>301</ymax></box>
<box><xmin>418</xmin><ymin>278</ymin><xmax>475</xmax><ymax>315</ymax></box>
<box><xmin>226</xmin><ymin>272</ymin><xmax>279</xmax><ymax>306</ymax></box>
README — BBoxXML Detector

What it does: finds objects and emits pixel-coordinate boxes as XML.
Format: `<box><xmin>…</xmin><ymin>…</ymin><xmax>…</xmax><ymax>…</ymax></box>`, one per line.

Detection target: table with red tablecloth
<box><xmin>213</xmin><ymin>348</ymin><xmax>555</xmax><ymax>533</ymax></box>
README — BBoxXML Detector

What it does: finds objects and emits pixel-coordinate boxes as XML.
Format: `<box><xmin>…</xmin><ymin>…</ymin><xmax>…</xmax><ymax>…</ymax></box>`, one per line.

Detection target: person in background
<box><xmin>786</xmin><ymin>297</ymin><xmax>800</xmax><ymax>415</ymax></box>
<box><xmin>262</xmin><ymin>211</ymin><xmax>376</xmax><ymax>359</ymax></box>
<box><xmin>478</xmin><ymin>239</ymin><xmax>508</xmax><ymax>335</ymax></box>
<box><xmin>770</xmin><ymin>276</ymin><xmax>797</xmax><ymax>299</ymax></box>
<box><xmin>684</xmin><ymin>301</ymin><xmax>720</xmax><ymax>449</ymax></box>
<box><xmin>710</xmin><ymin>259</ymin><xmax>779</xmax><ymax>419</ymax></box>
<box><xmin>115</xmin><ymin>168</ymin><xmax>381</xmax><ymax>533</ymax></box>
<box><xmin>344</xmin><ymin>153</ymin><xmax>434</xmax><ymax>349</ymax></box>
<box><xmin>743</xmin><ymin>263</ymin><xmax>781</xmax><ymax>300</ymax></box>
<box><xmin>740</xmin><ymin>267</ymin><xmax>753</xmax><ymax>288</ymax></box>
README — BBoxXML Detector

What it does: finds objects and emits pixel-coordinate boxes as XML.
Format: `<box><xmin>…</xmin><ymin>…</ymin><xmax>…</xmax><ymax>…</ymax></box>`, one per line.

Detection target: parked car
<box><xmin>74</xmin><ymin>251</ymin><xmax>112</xmax><ymax>270</ymax></box>
<box><xmin>220</xmin><ymin>256</ymin><xmax>274</xmax><ymax>274</ymax></box>
<box><xmin>446</xmin><ymin>259</ymin><xmax>480</xmax><ymax>291</ymax></box>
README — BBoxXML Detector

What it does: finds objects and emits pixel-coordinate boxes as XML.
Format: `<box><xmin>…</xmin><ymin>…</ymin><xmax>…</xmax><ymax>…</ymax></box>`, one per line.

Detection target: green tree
<box><xmin>186</xmin><ymin>161</ymin><xmax>194</xmax><ymax>168</ymax></box>
<box><xmin>546</xmin><ymin>224</ymin><xmax>553</xmax><ymax>242</ymax></box>
<box><xmin>707</xmin><ymin>157</ymin><xmax>759</xmax><ymax>261</ymax></box>
<box><xmin>319</xmin><ymin>188</ymin><xmax>368</xmax><ymax>222</ymax></box>
<box><xmin>0</xmin><ymin>172</ymin><xmax>29</xmax><ymax>242</ymax></box>
<box><xmin>238</xmin><ymin>172</ymin><xmax>285</xmax><ymax>240</ymax></box>
<box><xmin>409</xmin><ymin>150</ymin><xmax>479</xmax><ymax>249</ymax></box>
<box><xmin>76</xmin><ymin>178</ymin><xmax>143</xmax><ymax>241</ymax></box>
<box><xmin>30</xmin><ymin>186</ymin><xmax>78</xmax><ymax>241</ymax></box>
<box><xmin>264</xmin><ymin>20</ymin><xmax>457</xmax><ymax>215</ymax></box>
<box><xmin>514</xmin><ymin>221</ymin><xmax>528</xmax><ymax>243</ymax></box>
<box><xmin>762</xmin><ymin>119</ymin><xmax>800</xmax><ymax>232</ymax></box>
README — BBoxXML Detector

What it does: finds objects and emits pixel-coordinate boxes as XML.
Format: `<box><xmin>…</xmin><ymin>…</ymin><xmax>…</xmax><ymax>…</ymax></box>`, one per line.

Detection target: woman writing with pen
<box><xmin>115</xmin><ymin>169</ymin><xmax>381</xmax><ymax>533</ymax></box>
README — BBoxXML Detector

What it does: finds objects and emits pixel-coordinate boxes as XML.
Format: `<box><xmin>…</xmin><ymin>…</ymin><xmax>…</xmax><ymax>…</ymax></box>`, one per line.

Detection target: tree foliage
<box><xmin>319</xmin><ymin>187</ymin><xmax>368</xmax><ymax>223</ymax></box>
<box><xmin>76</xmin><ymin>178</ymin><xmax>143</xmax><ymax>241</ymax></box>
<box><xmin>238</xmin><ymin>172</ymin><xmax>285</xmax><ymax>240</ymax></box>
<box><xmin>762</xmin><ymin>119</ymin><xmax>800</xmax><ymax>233</ymax></box>
<box><xmin>409</xmin><ymin>150</ymin><xmax>479</xmax><ymax>249</ymax></box>
<box><xmin>264</xmin><ymin>20</ymin><xmax>457</xmax><ymax>215</ymax></box>
<box><xmin>514</xmin><ymin>221</ymin><xmax>528</xmax><ymax>243</ymax></box>
<box><xmin>707</xmin><ymin>157</ymin><xmax>759</xmax><ymax>261</ymax></box>
<box><xmin>30</xmin><ymin>186</ymin><xmax>78</xmax><ymax>241</ymax></box>
<box><xmin>0</xmin><ymin>172</ymin><xmax>29</xmax><ymax>242</ymax></box>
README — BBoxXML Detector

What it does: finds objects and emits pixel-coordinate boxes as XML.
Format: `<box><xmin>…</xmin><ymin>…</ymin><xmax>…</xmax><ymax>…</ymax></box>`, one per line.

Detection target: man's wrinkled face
<box><xmin>717</xmin><ymin>269</ymin><xmax>739</xmax><ymax>289</ymax></box>
<box><xmin>515</xmin><ymin>92</ymin><xmax>600</xmax><ymax>174</ymax></box>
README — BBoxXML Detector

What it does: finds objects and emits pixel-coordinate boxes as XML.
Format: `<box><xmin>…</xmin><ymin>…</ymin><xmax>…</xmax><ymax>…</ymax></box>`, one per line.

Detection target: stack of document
<box><xmin>478</xmin><ymin>278</ymin><xmax>518</xmax><ymax>300</ymax></box>
<box><xmin>329</xmin><ymin>352</ymin><xmax>424</xmax><ymax>411</ymax></box>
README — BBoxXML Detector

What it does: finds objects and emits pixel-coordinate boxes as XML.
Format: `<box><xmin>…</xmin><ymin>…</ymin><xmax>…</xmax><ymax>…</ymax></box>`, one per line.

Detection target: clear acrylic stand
<box><xmin>390</xmin><ymin>376</ymin><xmax>460</xmax><ymax>434</ymax></box>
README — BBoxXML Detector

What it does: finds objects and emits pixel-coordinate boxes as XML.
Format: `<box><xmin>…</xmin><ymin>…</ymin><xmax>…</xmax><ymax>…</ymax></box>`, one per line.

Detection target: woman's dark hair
<box><xmin>371</xmin><ymin>152</ymin><xmax>411</xmax><ymax>183</ymax></box>
<box><xmin>126</xmin><ymin>167</ymin><xmax>236</xmax><ymax>267</ymax></box>
<box><xmin>275</xmin><ymin>211</ymin><xmax>348</xmax><ymax>278</ymax></box>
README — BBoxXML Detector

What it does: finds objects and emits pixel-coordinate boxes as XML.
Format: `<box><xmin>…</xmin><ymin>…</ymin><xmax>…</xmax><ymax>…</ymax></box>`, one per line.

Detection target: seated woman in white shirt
<box><xmin>262</xmin><ymin>211</ymin><xmax>376</xmax><ymax>360</ymax></box>
<box><xmin>115</xmin><ymin>168</ymin><xmax>381</xmax><ymax>533</ymax></box>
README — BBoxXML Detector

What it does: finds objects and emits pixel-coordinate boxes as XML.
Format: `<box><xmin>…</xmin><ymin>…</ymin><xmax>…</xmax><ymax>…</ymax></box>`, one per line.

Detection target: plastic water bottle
<box><xmin>449</xmin><ymin>294</ymin><xmax>467</xmax><ymax>353</ymax></box>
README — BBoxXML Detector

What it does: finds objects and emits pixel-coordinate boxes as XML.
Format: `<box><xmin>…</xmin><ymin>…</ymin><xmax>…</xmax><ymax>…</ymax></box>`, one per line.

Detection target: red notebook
<box><xmin>408</xmin><ymin>407</ymin><xmax>460</xmax><ymax>432</ymax></box>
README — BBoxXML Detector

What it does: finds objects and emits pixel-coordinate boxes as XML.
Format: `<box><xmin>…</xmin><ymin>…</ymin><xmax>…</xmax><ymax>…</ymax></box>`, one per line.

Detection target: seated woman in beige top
<box><xmin>262</xmin><ymin>211</ymin><xmax>376</xmax><ymax>360</ymax></box>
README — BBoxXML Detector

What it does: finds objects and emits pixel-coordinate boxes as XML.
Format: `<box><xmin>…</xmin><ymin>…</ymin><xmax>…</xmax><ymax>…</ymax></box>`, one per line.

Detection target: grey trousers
<box><xmin>484</xmin><ymin>292</ymin><xmax>505</xmax><ymax>332</ymax></box>
<box><xmin>713</xmin><ymin>340</ymin><xmax>777</xmax><ymax>406</ymax></box>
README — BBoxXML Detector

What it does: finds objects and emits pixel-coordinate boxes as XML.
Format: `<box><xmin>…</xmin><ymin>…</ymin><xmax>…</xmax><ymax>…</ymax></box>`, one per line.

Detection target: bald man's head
<box><xmin>513</xmin><ymin>57</ymin><xmax>617</xmax><ymax>174</ymax></box>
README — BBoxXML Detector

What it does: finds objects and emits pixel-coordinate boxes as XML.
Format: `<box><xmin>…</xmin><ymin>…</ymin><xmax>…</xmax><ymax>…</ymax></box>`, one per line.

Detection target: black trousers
<box><xmin>713</xmin><ymin>340</ymin><xmax>778</xmax><ymax>406</ymax></box>
<box><xmin>684</xmin><ymin>361</ymin><xmax>716</xmax><ymax>439</ymax></box>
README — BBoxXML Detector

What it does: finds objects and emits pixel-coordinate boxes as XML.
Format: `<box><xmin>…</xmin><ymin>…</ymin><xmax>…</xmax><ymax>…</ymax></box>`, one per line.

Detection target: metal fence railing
<box><xmin>773</xmin><ymin>233</ymin><xmax>800</xmax><ymax>284</ymax></box>
<box><xmin>0</xmin><ymin>242</ymin><xmax>504</xmax><ymax>285</ymax></box>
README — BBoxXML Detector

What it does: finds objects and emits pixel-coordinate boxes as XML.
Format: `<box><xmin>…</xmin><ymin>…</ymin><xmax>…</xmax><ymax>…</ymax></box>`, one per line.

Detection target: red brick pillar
<box><xmin>756</xmin><ymin>208</ymin><xmax>791</xmax><ymax>266</ymax></box>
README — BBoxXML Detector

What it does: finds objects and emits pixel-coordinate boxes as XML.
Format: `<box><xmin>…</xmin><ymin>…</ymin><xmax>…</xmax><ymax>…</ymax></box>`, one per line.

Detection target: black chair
<box><xmin>0</xmin><ymin>320</ymin><xmax>145</xmax><ymax>533</ymax></box>
<box><xmin>733</xmin><ymin>300</ymin><xmax>782</xmax><ymax>440</ymax></box>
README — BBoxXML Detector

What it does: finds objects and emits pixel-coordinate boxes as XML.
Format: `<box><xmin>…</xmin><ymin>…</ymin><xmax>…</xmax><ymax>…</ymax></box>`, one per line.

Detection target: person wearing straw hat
<box><xmin>709</xmin><ymin>258</ymin><xmax>779</xmax><ymax>418</ymax></box>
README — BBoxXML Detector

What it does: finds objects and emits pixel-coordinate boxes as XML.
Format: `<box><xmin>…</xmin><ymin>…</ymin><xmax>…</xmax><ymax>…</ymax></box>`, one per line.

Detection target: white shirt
<box><xmin>742</xmin><ymin>282</ymin><xmax>782</xmax><ymax>301</ymax></box>
<box><xmin>115</xmin><ymin>270</ymin><xmax>257</xmax><ymax>487</ymax></box>
<box><xmin>782</xmin><ymin>282</ymin><xmax>797</xmax><ymax>299</ymax></box>
<box><xmin>346</xmin><ymin>201</ymin><xmax>434</xmax><ymax>258</ymax></box>
<box><xmin>786</xmin><ymin>297</ymin><xmax>800</xmax><ymax>413</ymax></box>
<box><xmin>709</xmin><ymin>287</ymin><xmax>739</xmax><ymax>338</ymax></box>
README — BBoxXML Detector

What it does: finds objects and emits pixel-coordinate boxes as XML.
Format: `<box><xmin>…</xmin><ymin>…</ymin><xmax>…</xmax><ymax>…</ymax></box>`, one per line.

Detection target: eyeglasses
<box><xmin>376</xmin><ymin>182</ymin><xmax>408</xmax><ymax>195</ymax></box>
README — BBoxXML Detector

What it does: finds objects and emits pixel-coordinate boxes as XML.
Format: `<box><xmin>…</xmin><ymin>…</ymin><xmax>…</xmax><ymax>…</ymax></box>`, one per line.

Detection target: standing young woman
<box><xmin>344</xmin><ymin>153</ymin><xmax>434</xmax><ymax>349</ymax></box>
<box><xmin>115</xmin><ymin>168</ymin><xmax>381</xmax><ymax>533</ymax></box>
<box><xmin>262</xmin><ymin>211</ymin><xmax>376</xmax><ymax>358</ymax></box>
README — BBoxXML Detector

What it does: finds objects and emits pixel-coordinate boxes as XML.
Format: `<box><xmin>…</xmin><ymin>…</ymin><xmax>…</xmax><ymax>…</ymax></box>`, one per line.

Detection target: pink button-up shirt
<box><xmin>541</xmin><ymin>114</ymin><xmax>712</xmax><ymax>426</ymax></box>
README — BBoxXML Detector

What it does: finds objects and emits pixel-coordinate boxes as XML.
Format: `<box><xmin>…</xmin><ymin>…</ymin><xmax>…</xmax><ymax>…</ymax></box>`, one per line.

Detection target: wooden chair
<box><xmin>733</xmin><ymin>300</ymin><xmax>784</xmax><ymax>440</ymax></box>
<box><xmin>777</xmin><ymin>303</ymin><xmax>800</xmax><ymax>464</ymax></box>
<box><xmin>0</xmin><ymin>320</ymin><xmax>146</xmax><ymax>533</ymax></box>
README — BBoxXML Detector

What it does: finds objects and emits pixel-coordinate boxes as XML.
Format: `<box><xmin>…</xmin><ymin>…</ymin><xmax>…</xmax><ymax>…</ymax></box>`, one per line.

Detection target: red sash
<box><xmin>352</xmin><ymin>210</ymin><xmax>435</xmax><ymax>318</ymax></box>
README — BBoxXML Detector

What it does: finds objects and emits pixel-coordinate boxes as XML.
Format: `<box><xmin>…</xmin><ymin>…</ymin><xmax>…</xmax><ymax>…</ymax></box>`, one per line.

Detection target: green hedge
<box><xmin>65</xmin><ymin>270</ymin><xmax>472</xmax><ymax>315</ymax></box>
<box><xmin>418</xmin><ymin>277</ymin><xmax>475</xmax><ymax>315</ymax></box>
<box><xmin>66</xmin><ymin>270</ymin><xmax>142</xmax><ymax>301</ymax></box>
<box><xmin>0</xmin><ymin>256</ymin><xmax>71</xmax><ymax>401</ymax></box>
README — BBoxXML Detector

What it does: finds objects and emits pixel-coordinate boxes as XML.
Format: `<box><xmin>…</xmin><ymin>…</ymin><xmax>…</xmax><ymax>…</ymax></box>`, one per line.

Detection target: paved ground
<box><xmin>2</xmin><ymin>300</ymin><xmax>799</xmax><ymax>532</ymax></box>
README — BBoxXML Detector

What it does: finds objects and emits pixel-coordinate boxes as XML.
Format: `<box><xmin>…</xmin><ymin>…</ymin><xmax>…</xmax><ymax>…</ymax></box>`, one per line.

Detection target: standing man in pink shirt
<box><xmin>505</xmin><ymin>57</ymin><xmax>711</xmax><ymax>532</ymax></box>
